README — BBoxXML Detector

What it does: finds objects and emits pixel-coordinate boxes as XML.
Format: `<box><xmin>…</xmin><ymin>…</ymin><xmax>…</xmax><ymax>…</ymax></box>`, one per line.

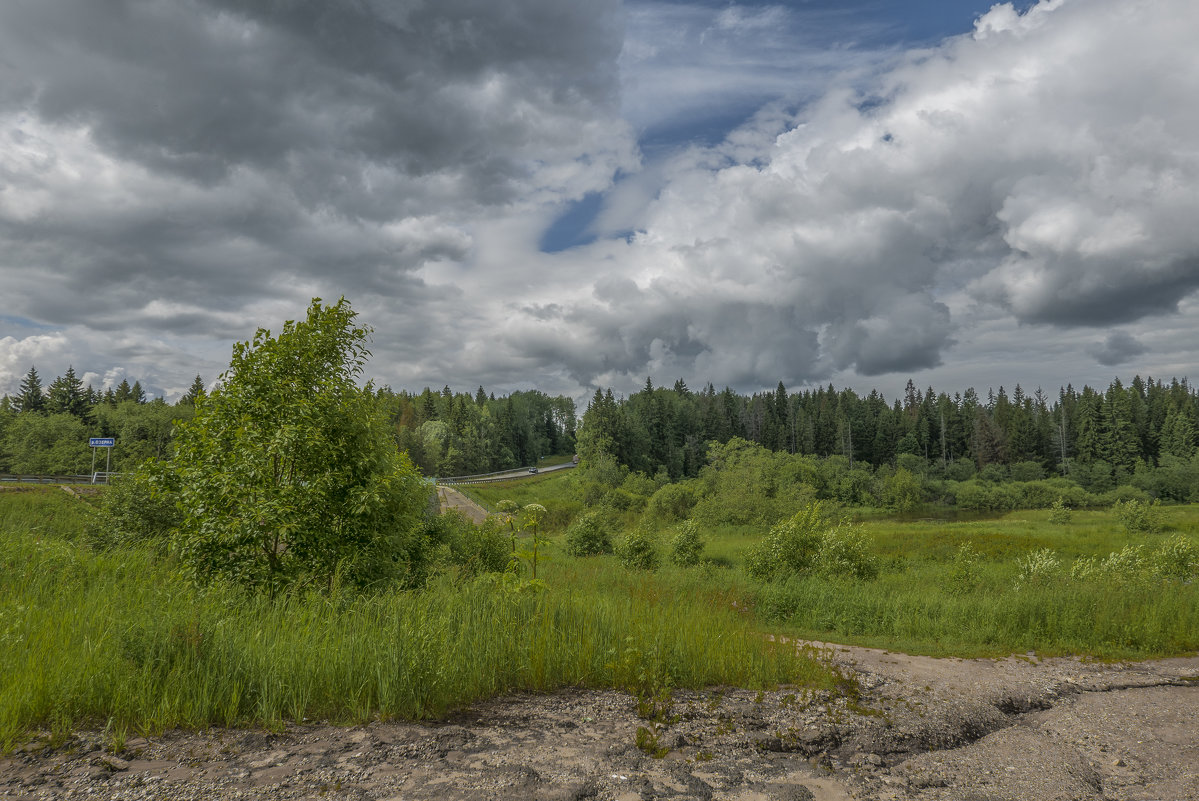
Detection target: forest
<box><xmin>3</xmin><ymin>362</ymin><xmax>1198</xmax><ymax>503</ymax></box>
<box><xmin>576</xmin><ymin>376</ymin><xmax>1199</xmax><ymax>500</ymax></box>
<box><xmin>0</xmin><ymin>365</ymin><xmax>578</xmax><ymax>478</ymax></box>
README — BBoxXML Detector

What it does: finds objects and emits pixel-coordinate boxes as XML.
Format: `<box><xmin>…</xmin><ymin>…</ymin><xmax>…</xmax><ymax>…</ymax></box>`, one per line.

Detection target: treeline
<box><xmin>578</xmin><ymin>376</ymin><xmax>1199</xmax><ymax>493</ymax></box>
<box><xmin>0</xmin><ymin>367</ymin><xmax>204</xmax><ymax>474</ymax></box>
<box><xmin>0</xmin><ymin>366</ymin><xmax>578</xmax><ymax>478</ymax></box>
<box><xmin>378</xmin><ymin>385</ymin><xmax>576</xmax><ymax>477</ymax></box>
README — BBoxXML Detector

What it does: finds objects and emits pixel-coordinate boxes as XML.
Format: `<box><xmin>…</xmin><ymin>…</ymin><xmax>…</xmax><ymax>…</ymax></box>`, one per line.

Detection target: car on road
<box><xmin>528</xmin><ymin>467</ymin><xmax>538</xmax><ymax>474</ymax></box>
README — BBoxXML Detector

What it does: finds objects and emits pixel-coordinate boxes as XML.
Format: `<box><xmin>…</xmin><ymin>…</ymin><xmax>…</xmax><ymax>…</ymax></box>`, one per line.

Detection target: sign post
<box><xmin>89</xmin><ymin>437</ymin><xmax>115</xmax><ymax>483</ymax></box>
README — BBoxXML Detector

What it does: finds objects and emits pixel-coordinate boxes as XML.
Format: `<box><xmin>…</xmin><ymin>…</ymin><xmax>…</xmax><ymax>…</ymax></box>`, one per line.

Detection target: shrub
<box><xmin>745</xmin><ymin>502</ymin><xmax>876</xmax><ymax>583</ymax></box>
<box><xmin>1150</xmin><ymin>535</ymin><xmax>1199</xmax><ymax>580</ymax></box>
<box><xmin>1113</xmin><ymin>498</ymin><xmax>1162</xmax><ymax>534</ymax></box>
<box><xmin>668</xmin><ymin>520</ymin><xmax>705</xmax><ymax>567</ymax></box>
<box><xmin>1015</xmin><ymin>548</ymin><xmax>1060</xmax><ymax>588</ymax></box>
<box><xmin>881</xmin><ymin>468</ymin><xmax>923</xmax><ymax>512</ymax></box>
<box><xmin>1048</xmin><ymin>496</ymin><xmax>1072</xmax><ymax>525</ymax></box>
<box><xmin>744</xmin><ymin>503</ymin><xmax>833</xmax><ymax>582</ymax></box>
<box><xmin>1009</xmin><ymin>461</ymin><xmax>1045</xmax><ymax>482</ymax></box>
<box><xmin>423</xmin><ymin>511</ymin><xmax>509</xmax><ymax>579</ymax></box>
<box><xmin>646</xmin><ymin>482</ymin><xmax>699</xmax><ymax>522</ymax></box>
<box><xmin>815</xmin><ymin>526</ymin><xmax>879</xmax><ymax>580</ymax></box>
<box><xmin>617</xmin><ymin>525</ymin><xmax>660</xmax><ymax>571</ymax></box>
<box><xmin>169</xmin><ymin>299</ymin><xmax>430</xmax><ymax>596</ymax></box>
<box><xmin>87</xmin><ymin>463</ymin><xmax>180</xmax><ymax>551</ymax></box>
<box><xmin>564</xmin><ymin>510</ymin><xmax>615</xmax><ymax>557</ymax></box>
<box><xmin>946</xmin><ymin>542</ymin><xmax>981</xmax><ymax>596</ymax></box>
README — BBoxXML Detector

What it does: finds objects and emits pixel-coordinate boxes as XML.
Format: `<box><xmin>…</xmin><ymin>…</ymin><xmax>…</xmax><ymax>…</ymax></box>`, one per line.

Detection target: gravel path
<box><xmin>3</xmin><ymin>644</ymin><xmax>1196</xmax><ymax>800</ymax></box>
<box><xmin>436</xmin><ymin>486</ymin><xmax>489</xmax><ymax>525</ymax></box>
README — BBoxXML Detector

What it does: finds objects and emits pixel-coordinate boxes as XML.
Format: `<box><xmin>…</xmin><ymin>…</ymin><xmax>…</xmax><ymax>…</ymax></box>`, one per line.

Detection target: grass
<box><xmin>460</xmin><ymin>471</ymin><xmax>582</xmax><ymax>530</ymax></box>
<box><xmin>5</xmin><ymin>483</ymin><xmax>1197</xmax><ymax>748</ymax></box>
<box><xmin>738</xmin><ymin>505</ymin><xmax>1199</xmax><ymax>658</ymax></box>
<box><xmin>0</xmin><ymin>487</ymin><xmax>828</xmax><ymax>748</ymax></box>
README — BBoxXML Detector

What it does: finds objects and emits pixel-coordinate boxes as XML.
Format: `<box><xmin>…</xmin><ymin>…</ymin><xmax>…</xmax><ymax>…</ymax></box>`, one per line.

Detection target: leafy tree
<box><xmin>169</xmin><ymin>298</ymin><xmax>430</xmax><ymax>595</ymax></box>
<box><xmin>3</xmin><ymin>412</ymin><xmax>90</xmax><ymax>473</ymax></box>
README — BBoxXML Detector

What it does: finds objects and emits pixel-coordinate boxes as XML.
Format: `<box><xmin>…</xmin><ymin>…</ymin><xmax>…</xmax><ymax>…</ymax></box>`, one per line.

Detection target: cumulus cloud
<box><xmin>506</xmin><ymin>0</ymin><xmax>1199</xmax><ymax>392</ymax></box>
<box><xmin>1</xmin><ymin>0</ymin><xmax>1196</xmax><ymax>403</ymax></box>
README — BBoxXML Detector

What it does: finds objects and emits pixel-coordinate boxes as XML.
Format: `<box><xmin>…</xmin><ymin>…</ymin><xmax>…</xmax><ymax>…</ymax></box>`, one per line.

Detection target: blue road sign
<box><xmin>89</xmin><ymin>437</ymin><xmax>115</xmax><ymax>447</ymax></box>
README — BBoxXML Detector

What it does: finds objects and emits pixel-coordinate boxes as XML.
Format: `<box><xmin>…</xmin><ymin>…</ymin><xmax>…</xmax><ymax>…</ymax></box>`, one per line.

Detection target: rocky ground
<box><xmin>2</xmin><ymin>643</ymin><xmax>1196</xmax><ymax>801</ymax></box>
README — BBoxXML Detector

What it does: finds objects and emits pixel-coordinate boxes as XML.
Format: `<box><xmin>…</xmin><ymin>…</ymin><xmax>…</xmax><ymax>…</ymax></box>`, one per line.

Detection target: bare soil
<box><xmin>3</xmin><ymin>642</ymin><xmax>1196</xmax><ymax>801</ymax></box>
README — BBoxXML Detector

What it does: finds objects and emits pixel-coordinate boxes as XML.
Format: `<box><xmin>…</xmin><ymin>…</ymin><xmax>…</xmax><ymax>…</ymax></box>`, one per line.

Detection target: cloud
<box><xmin>1088</xmin><ymin>331</ymin><xmax>1148</xmax><ymax>367</ymax></box>
<box><xmin>0</xmin><ymin>0</ymin><xmax>638</xmax><ymax>398</ymax></box>
<box><xmin>506</xmin><ymin>0</ymin><xmax>1199</xmax><ymax>393</ymax></box>
<box><xmin>2</xmin><ymin>0</ymin><xmax>1196</xmax><ymax>404</ymax></box>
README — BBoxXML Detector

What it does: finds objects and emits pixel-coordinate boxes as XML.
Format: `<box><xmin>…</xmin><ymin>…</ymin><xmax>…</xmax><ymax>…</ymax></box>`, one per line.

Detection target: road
<box><xmin>437</xmin><ymin>461</ymin><xmax>575</xmax><ymax>485</ymax></box>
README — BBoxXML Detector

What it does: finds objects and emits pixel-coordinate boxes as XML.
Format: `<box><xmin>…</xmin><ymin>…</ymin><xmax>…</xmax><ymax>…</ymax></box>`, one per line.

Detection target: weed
<box><xmin>635</xmin><ymin>725</ymin><xmax>670</xmax><ymax>758</ymax></box>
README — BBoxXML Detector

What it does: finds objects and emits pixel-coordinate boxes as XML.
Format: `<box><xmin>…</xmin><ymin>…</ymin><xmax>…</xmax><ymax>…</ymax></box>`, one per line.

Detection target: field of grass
<box><xmin>650</xmin><ymin>506</ymin><xmax>1199</xmax><ymax>659</ymax></box>
<box><xmin>0</xmin><ymin>487</ymin><xmax>828</xmax><ymax>748</ymax></box>
<box><xmin>460</xmin><ymin>473</ymin><xmax>1199</xmax><ymax>659</ymax></box>
<box><xmin>4</xmin><ymin>482</ymin><xmax>1197</xmax><ymax>749</ymax></box>
<box><xmin>460</xmin><ymin>471</ymin><xmax>583</xmax><ymax>530</ymax></box>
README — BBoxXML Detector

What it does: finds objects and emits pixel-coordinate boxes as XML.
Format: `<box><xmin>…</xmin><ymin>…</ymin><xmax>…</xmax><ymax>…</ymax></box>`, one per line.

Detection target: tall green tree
<box><xmin>46</xmin><ymin>366</ymin><xmax>91</xmax><ymax>420</ymax></box>
<box><xmin>170</xmin><ymin>298</ymin><xmax>430</xmax><ymax>596</ymax></box>
<box><xmin>179</xmin><ymin>375</ymin><xmax>206</xmax><ymax>406</ymax></box>
<box><xmin>15</xmin><ymin>367</ymin><xmax>45</xmax><ymax>414</ymax></box>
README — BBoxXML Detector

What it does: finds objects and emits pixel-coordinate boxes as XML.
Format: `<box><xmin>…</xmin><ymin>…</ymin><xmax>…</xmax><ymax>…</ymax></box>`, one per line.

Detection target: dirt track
<box><xmin>437</xmin><ymin>486</ymin><xmax>490</xmax><ymax>525</ymax></box>
<box><xmin>3</xmin><ymin>642</ymin><xmax>1196</xmax><ymax>800</ymax></box>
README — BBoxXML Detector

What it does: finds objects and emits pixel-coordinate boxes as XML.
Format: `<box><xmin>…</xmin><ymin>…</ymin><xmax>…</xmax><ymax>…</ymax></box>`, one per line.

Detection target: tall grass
<box><xmin>752</xmin><ymin>508</ymin><xmax>1199</xmax><ymax>658</ymax></box>
<box><xmin>0</xmin><ymin>489</ymin><xmax>825</xmax><ymax>747</ymax></box>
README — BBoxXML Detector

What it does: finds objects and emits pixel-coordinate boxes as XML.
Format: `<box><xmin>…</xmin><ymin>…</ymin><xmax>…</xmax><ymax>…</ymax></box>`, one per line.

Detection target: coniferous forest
<box><xmin>3</xmin><ymin>365</ymin><xmax>1198</xmax><ymax>502</ymax></box>
<box><xmin>576</xmin><ymin>377</ymin><xmax>1199</xmax><ymax>494</ymax></box>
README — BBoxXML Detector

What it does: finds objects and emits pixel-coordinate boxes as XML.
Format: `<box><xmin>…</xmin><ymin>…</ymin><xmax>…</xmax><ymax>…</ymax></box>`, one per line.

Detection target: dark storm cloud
<box><xmin>0</xmin><ymin>0</ymin><xmax>623</xmax><ymax>184</ymax></box>
<box><xmin>1088</xmin><ymin>331</ymin><xmax>1148</xmax><ymax>368</ymax></box>
<box><xmin>0</xmin><ymin>0</ymin><xmax>636</xmax><ymax>397</ymax></box>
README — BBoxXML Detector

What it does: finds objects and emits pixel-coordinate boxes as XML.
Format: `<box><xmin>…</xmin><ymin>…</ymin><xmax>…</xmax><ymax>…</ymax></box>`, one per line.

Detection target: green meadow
<box><xmin>3</xmin><ymin>476</ymin><xmax>1198</xmax><ymax>748</ymax></box>
<box><xmin>0</xmin><ymin>486</ymin><xmax>825</xmax><ymax>749</ymax></box>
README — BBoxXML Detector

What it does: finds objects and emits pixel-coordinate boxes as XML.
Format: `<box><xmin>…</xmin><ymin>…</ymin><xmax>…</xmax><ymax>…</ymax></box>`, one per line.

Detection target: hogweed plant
<box><xmin>519</xmin><ymin>503</ymin><xmax>549</xmax><ymax>580</ymax></box>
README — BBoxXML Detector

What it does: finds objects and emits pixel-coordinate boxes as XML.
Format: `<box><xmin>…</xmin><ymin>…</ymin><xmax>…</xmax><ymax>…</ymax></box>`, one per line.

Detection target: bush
<box><xmin>1113</xmin><ymin>498</ymin><xmax>1162</xmax><ymax>534</ymax></box>
<box><xmin>669</xmin><ymin>520</ymin><xmax>705</xmax><ymax>567</ymax></box>
<box><xmin>946</xmin><ymin>542</ymin><xmax>981</xmax><ymax>596</ymax></box>
<box><xmin>1048</xmin><ymin>496</ymin><xmax>1072</xmax><ymax>525</ymax></box>
<box><xmin>1150</xmin><ymin>535</ymin><xmax>1199</xmax><ymax>580</ymax></box>
<box><xmin>1015</xmin><ymin>548</ymin><xmax>1060</xmax><ymax>588</ymax></box>
<box><xmin>617</xmin><ymin>525</ymin><xmax>660</xmax><ymax>571</ymax></box>
<box><xmin>646</xmin><ymin>482</ymin><xmax>699</xmax><ymax>522</ymax></box>
<box><xmin>87</xmin><ymin>463</ymin><xmax>180</xmax><ymax>551</ymax></box>
<box><xmin>744</xmin><ymin>503</ymin><xmax>832</xmax><ymax>581</ymax></box>
<box><xmin>423</xmin><ymin>511</ymin><xmax>509</xmax><ymax>579</ymax></box>
<box><xmin>815</xmin><ymin>525</ymin><xmax>878</xmax><ymax>580</ymax></box>
<box><xmin>1009</xmin><ymin>461</ymin><xmax>1045</xmax><ymax>482</ymax></box>
<box><xmin>169</xmin><ymin>298</ymin><xmax>430</xmax><ymax>596</ymax></box>
<box><xmin>881</xmin><ymin>468</ymin><xmax>923</xmax><ymax>512</ymax></box>
<box><xmin>745</xmin><ymin>502</ymin><xmax>875</xmax><ymax>583</ymax></box>
<box><xmin>564</xmin><ymin>510</ymin><xmax>615</xmax><ymax>557</ymax></box>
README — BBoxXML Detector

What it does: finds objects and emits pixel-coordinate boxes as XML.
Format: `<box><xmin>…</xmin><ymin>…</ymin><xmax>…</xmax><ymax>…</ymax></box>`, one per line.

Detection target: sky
<box><xmin>1</xmin><ymin>0</ymin><xmax>1197</xmax><ymax>405</ymax></box>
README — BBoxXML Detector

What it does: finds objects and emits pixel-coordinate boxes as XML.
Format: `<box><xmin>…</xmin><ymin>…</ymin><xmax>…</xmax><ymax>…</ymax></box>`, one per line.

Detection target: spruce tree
<box><xmin>15</xmin><ymin>367</ymin><xmax>45</xmax><ymax>414</ymax></box>
<box><xmin>46</xmin><ymin>366</ymin><xmax>92</xmax><ymax>420</ymax></box>
<box><xmin>179</xmin><ymin>375</ymin><xmax>206</xmax><ymax>406</ymax></box>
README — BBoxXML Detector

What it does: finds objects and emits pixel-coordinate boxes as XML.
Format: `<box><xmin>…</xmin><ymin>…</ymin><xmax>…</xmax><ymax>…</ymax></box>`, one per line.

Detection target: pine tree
<box><xmin>179</xmin><ymin>375</ymin><xmax>206</xmax><ymax>406</ymax></box>
<box><xmin>130</xmin><ymin>381</ymin><xmax>147</xmax><ymax>404</ymax></box>
<box><xmin>46</xmin><ymin>366</ymin><xmax>90</xmax><ymax>419</ymax></box>
<box><xmin>15</xmin><ymin>367</ymin><xmax>45</xmax><ymax>414</ymax></box>
<box><xmin>114</xmin><ymin>379</ymin><xmax>132</xmax><ymax>403</ymax></box>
